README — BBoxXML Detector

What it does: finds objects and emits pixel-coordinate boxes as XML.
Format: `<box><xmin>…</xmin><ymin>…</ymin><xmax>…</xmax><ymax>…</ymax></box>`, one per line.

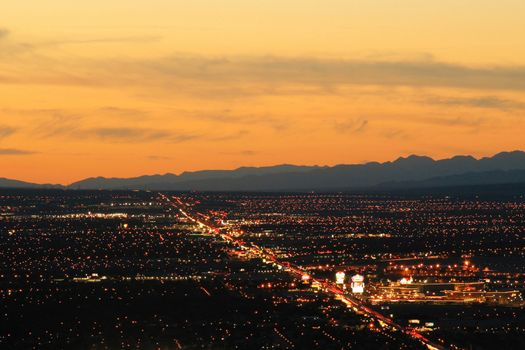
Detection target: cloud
<box><xmin>238</xmin><ymin>150</ymin><xmax>258</xmax><ymax>156</ymax></box>
<box><xmin>0</xmin><ymin>29</ymin><xmax>523</xmax><ymax>94</ymax></box>
<box><xmin>424</xmin><ymin>95</ymin><xmax>525</xmax><ymax>110</ymax></box>
<box><xmin>189</xmin><ymin>110</ymin><xmax>290</xmax><ymax>131</ymax></box>
<box><xmin>24</xmin><ymin>110</ymin><xmax>194</xmax><ymax>143</ymax></box>
<box><xmin>220</xmin><ymin>149</ymin><xmax>258</xmax><ymax>156</ymax></box>
<box><xmin>3</xmin><ymin>106</ymin><xmax>150</xmax><ymax>126</ymax></box>
<box><xmin>32</xmin><ymin>112</ymin><xmax>85</xmax><ymax>139</ymax></box>
<box><xmin>97</xmin><ymin>107</ymin><xmax>149</xmax><ymax>120</ymax></box>
<box><xmin>334</xmin><ymin>119</ymin><xmax>369</xmax><ymax>133</ymax></box>
<box><xmin>102</xmin><ymin>55</ymin><xmax>525</xmax><ymax>93</ymax></box>
<box><xmin>424</xmin><ymin>116</ymin><xmax>486</xmax><ymax>128</ymax></box>
<box><xmin>0</xmin><ymin>125</ymin><xmax>17</xmax><ymax>138</ymax></box>
<box><xmin>3</xmin><ymin>51</ymin><xmax>525</xmax><ymax>93</ymax></box>
<box><xmin>60</xmin><ymin>127</ymin><xmax>200</xmax><ymax>143</ymax></box>
<box><xmin>382</xmin><ymin>129</ymin><xmax>410</xmax><ymax>139</ymax></box>
<box><xmin>39</xmin><ymin>35</ymin><xmax>162</xmax><ymax>47</ymax></box>
<box><xmin>209</xmin><ymin>129</ymin><xmax>249</xmax><ymax>141</ymax></box>
<box><xmin>170</xmin><ymin>132</ymin><xmax>202</xmax><ymax>143</ymax></box>
<box><xmin>148</xmin><ymin>155</ymin><xmax>174</xmax><ymax>161</ymax></box>
<box><xmin>79</xmin><ymin>127</ymin><xmax>171</xmax><ymax>141</ymax></box>
<box><xmin>0</xmin><ymin>148</ymin><xmax>35</xmax><ymax>155</ymax></box>
<box><xmin>32</xmin><ymin>116</ymin><xmax>212</xmax><ymax>144</ymax></box>
<box><xmin>19</xmin><ymin>108</ymin><xmax>248</xmax><ymax>144</ymax></box>
<box><xmin>63</xmin><ymin>126</ymin><xmax>240</xmax><ymax>143</ymax></box>
<box><xmin>0</xmin><ymin>28</ymin><xmax>8</xmax><ymax>40</ymax></box>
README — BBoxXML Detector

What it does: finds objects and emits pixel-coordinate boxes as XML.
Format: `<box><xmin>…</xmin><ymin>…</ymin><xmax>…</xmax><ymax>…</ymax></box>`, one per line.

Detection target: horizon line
<box><xmin>2</xmin><ymin>149</ymin><xmax>524</xmax><ymax>187</ymax></box>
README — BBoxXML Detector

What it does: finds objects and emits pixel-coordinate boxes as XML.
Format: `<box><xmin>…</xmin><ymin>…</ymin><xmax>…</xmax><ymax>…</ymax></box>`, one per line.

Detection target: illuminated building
<box><xmin>351</xmin><ymin>274</ymin><xmax>365</xmax><ymax>294</ymax></box>
<box><xmin>73</xmin><ymin>273</ymin><xmax>107</xmax><ymax>283</ymax></box>
<box><xmin>301</xmin><ymin>273</ymin><xmax>311</xmax><ymax>284</ymax></box>
<box><xmin>444</xmin><ymin>290</ymin><xmax>523</xmax><ymax>306</ymax></box>
<box><xmin>311</xmin><ymin>281</ymin><xmax>322</xmax><ymax>290</ymax></box>
<box><xmin>399</xmin><ymin>276</ymin><xmax>413</xmax><ymax>285</ymax></box>
<box><xmin>335</xmin><ymin>271</ymin><xmax>345</xmax><ymax>285</ymax></box>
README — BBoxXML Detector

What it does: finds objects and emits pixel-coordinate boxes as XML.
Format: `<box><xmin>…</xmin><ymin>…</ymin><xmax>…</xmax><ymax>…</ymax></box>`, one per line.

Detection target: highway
<box><xmin>161</xmin><ymin>194</ymin><xmax>452</xmax><ymax>350</ymax></box>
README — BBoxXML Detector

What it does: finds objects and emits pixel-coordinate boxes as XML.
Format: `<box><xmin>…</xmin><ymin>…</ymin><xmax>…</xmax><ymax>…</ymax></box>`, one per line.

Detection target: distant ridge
<box><xmin>66</xmin><ymin>150</ymin><xmax>525</xmax><ymax>191</ymax></box>
<box><xmin>0</xmin><ymin>177</ymin><xmax>63</xmax><ymax>189</ymax></box>
<box><xmin>68</xmin><ymin>164</ymin><xmax>321</xmax><ymax>190</ymax></box>
<box><xmin>3</xmin><ymin>151</ymin><xmax>525</xmax><ymax>191</ymax></box>
<box><xmin>374</xmin><ymin>169</ymin><xmax>525</xmax><ymax>189</ymax></box>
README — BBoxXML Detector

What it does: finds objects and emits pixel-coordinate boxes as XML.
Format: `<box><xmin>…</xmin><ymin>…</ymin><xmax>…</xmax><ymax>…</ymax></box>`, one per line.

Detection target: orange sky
<box><xmin>1</xmin><ymin>1</ymin><xmax>525</xmax><ymax>184</ymax></box>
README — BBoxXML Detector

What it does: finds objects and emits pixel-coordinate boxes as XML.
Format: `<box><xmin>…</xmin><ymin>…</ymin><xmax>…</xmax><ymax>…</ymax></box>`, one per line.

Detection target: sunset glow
<box><xmin>1</xmin><ymin>1</ymin><xmax>525</xmax><ymax>184</ymax></box>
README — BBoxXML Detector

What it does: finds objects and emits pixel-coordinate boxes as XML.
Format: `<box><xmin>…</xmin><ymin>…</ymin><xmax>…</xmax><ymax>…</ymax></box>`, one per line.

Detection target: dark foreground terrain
<box><xmin>1</xmin><ymin>188</ymin><xmax>524</xmax><ymax>349</ymax></box>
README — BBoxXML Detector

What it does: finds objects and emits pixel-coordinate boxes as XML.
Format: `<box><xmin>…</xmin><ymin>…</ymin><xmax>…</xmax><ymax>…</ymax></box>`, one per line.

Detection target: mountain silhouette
<box><xmin>67</xmin><ymin>151</ymin><xmax>525</xmax><ymax>191</ymax></box>
<box><xmin>3</xmin><ymin>151</ymin><xmax>525</xmax><ymax>191</ymax></box>
<box><xmin>0</xmin><ymin>177</ymin><xmax>62</xmax><ymax>189</ymax></box>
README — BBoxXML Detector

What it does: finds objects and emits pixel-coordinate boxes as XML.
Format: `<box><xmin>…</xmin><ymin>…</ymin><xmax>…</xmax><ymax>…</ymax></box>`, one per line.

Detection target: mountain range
<box><xmin>3</xmin><ymin>151</ymin><xmax>525</xmax><ymax>191</ymax></box>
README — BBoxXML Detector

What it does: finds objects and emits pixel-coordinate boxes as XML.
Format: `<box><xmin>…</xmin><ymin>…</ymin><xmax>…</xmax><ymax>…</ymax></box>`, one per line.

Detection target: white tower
<box><xmin>351</xmin><ymin>274</ymin><xmax>365</xmax><ymax>294</ymax></box>
<box><xmin>335</xmin><ymin>271</ymin><xmax>346</xmax><ymax>285</ymax></box>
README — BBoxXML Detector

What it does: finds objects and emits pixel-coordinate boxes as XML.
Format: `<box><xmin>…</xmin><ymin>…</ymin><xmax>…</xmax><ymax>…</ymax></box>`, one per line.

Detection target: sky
<box><xmin>1</xmin><ymin>0</ymin><xmax>525</xmax><ymax>184</ymax></box>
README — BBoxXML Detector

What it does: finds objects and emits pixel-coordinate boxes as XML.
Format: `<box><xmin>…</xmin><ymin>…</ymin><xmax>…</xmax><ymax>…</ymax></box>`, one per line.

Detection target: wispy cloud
<box><xmin>54</xmin><ymin>126</ymin><xmax>200</xmax><ymax>143</ymax></box>
<box><xmin>38</xmin><ymin>35</ymin><xmax>162</xmax><ymax>47</ymax></box>
<box><xmin>0</xmin><ymin>28</ymin><xmax>8</xmax><ymax>40</ymax></box>
<box><xmin>29</xmin><ymin>113</ymin><xmax>224</xmax><ymax>144</ymax></box>
<box><xmin>3</xmin><ymin>49</ymin><xmax>525</xmax><ymax>93</ymax></box>
<box><xmin>0</xmin><ymin>148</ymin><xmax>36</xmax><ymax>155</ymax></box>
<box><xmin>79</xmin><ymin>127</ymin><xmax>171</xmax><ymax>141</ymax></box>
<box><xmin>7</xmin><ymin>106</ymin><xmax>248</xmax><ymax>144</ymax></box>
<box><xmin>382</xmin><ymin>129</ymin><xmax>411</xmax><ymax>140</ymax></box>
<box><xmin>97</xmin><ymin>107</ymin><xmax>150</xmax><ymax>120</ymax></box>
<box><xmin>0</xmin><ymin>125</ymin><xmax>17</xmax><ymax>139</ymax></box>
<box><xmin>189</xmin><ymin>110</ymin><xmax>290</xmax><ymax>131</ymax></box>
<box><xmin>25</xmin><ymin>110</ymin><xmax>193</xmax><ymax>143</ymax></box>
<box><xmin>100</xmin><ymin>55</ymin><xmax>525</xmax><ymax>92</ymax></box>
<box><xmin>424</xmin><ymin>116</ymin><xmax>487</xmax><ymax>128</ymax></box>
<box><xmin>148</xmin><ymin>155</ymin><xmax>174</xmax><ymax>161</ymax></box>
<box><xmin>32</xmin><ymin>112</ymin><xmax>85</xmax><ymax>139</ymax></box>
<box><xmin>334</xmin><ymin>119</ymin><xmax>369</xmax><ymax>133</ymax></box>
<box><xmin>423</xmin><ymin>95</ymin><xmax>525</xmax><ymax>110</ymax></box>
<box><xmin>209</xmin><ymin>129</ymin><xmax>249</xmax><ymax>142</ymax></box>
<box><xmin>221</xmin><ymin>149</ymin><xmax>258</xmax><ymax>156</ymax></box>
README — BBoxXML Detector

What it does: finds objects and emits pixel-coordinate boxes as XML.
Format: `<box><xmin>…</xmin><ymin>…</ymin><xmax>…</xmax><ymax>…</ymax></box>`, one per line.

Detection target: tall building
<box><xmin>351</xmin><ymin>274</ymin><xmax>365</xmax><ymax>294</ymax></box>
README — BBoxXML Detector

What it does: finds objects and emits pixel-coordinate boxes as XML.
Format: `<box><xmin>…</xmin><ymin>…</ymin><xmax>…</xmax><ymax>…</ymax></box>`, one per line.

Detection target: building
<box><xmin>351</xmin><ymin>274</ymin><xmax>365</xmax><ymax>294</ymax></box>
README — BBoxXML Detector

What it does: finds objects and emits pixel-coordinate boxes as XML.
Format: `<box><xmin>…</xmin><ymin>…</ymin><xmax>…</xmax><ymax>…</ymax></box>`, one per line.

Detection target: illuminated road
<box><xmin>161</xmin><ymin>194</ymin><xmax>452</xmax><ymax>350</ymax></box>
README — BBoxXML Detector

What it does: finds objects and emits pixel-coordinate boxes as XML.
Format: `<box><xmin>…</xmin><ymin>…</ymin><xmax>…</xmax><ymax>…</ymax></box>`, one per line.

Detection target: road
<box><xmin>161</xmin><ymin>194</ymin><xmax>452</xmax><ymax>350</ymax></box>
